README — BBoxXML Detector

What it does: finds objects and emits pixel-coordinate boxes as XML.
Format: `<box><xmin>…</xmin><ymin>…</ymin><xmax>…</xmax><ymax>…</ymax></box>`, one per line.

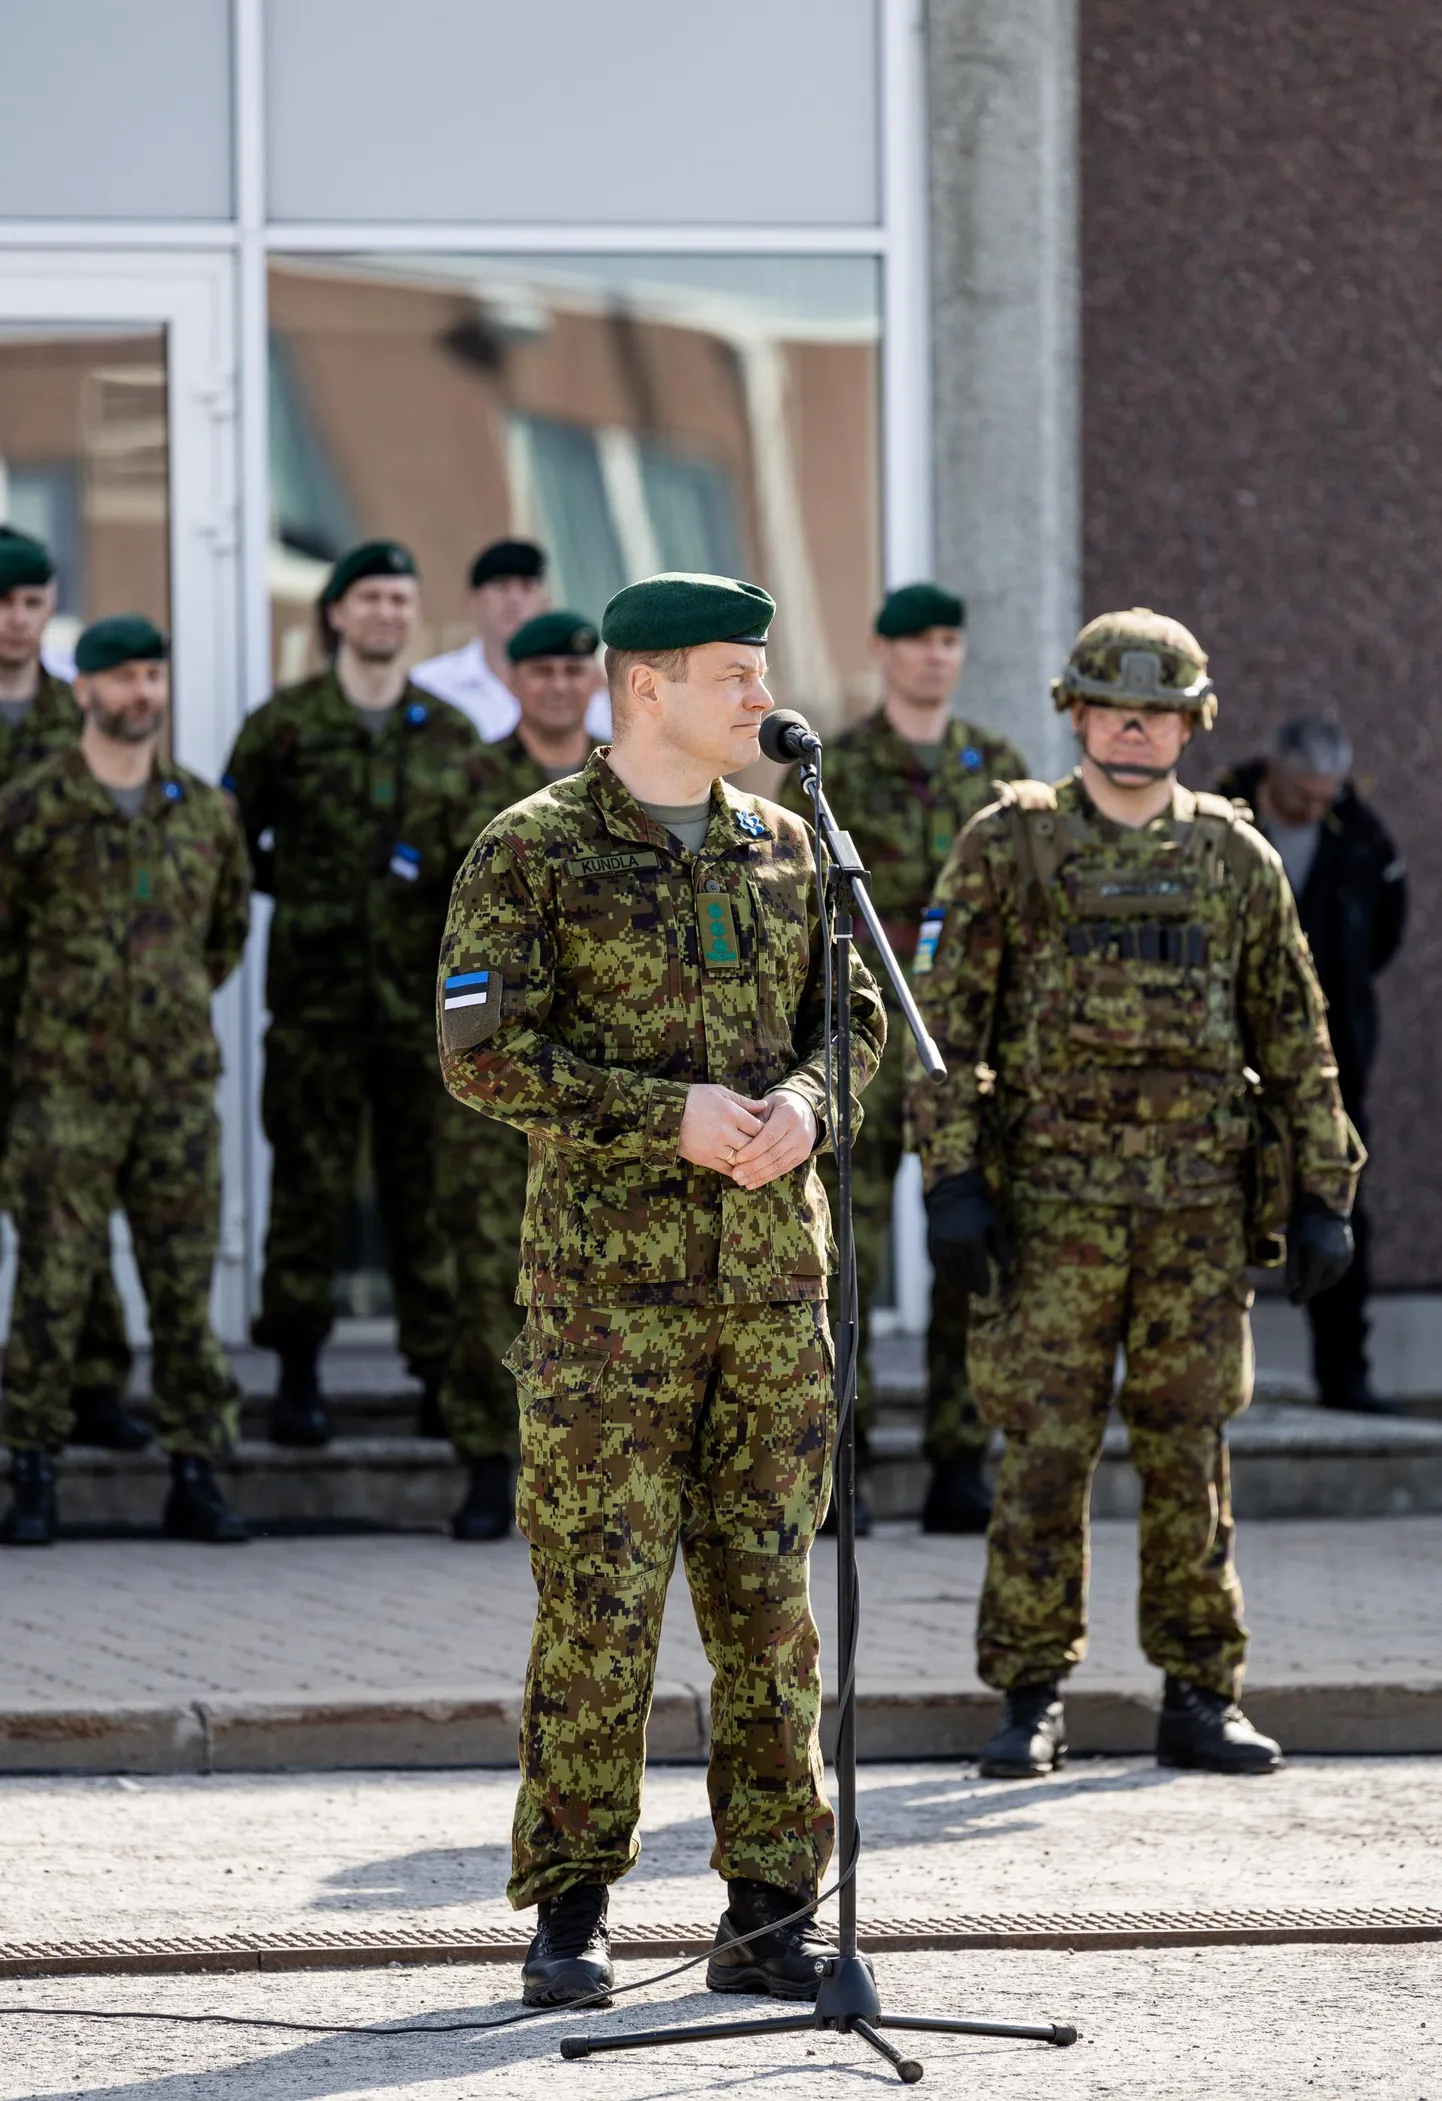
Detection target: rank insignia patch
<box><xmin>698</xmin><ymin>893</ymin><xmax>741</xmax><ymax>973</ymax></box>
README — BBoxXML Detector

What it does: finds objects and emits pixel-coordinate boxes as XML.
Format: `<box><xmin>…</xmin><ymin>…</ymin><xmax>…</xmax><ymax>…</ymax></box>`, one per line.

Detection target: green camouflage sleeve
<box><xmin>907</xmin><ymin>816</ymin><xmax>1008</xmax><ymax>1190</ymax></box>
<box><xmin>222</xmin><ymin>706</ymin><xmax>277</xmax><ymax>896</ymax></box>
<box><xmin>205</xmin><ymin>798</ymin><xmax>253</xmax><ymax>990</ymax></box>
<box><xmin>1238</xmin><ymin>847</ymin><xmax>1360</xmax><ymax>1211</ymax></box>
<box><xmin>438</xmin><ymin>833</ymin><xmax>691</xmax><ymax>1163</ymax></box>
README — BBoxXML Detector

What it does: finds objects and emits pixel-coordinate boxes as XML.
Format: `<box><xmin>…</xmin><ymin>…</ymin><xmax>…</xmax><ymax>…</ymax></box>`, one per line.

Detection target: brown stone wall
<box><xmin>1081</xmin><ymin>3</ymin><xmax>1442</xmax><ymax>1285</ymax></box>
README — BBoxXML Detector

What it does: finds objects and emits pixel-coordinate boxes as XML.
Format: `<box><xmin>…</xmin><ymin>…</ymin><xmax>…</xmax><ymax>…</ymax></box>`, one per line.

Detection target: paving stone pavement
<box><xmin>0</xmin><ymin>1760</ymin><xmax>1439</xmax><ymax>2097</ymax></box>
<box><xmin>2</xmin><ymin>1946</ymin><xmax>1435</xmax><ymax>2100</ymax></box>
<box><xmin>3</xmin><ymin>1758</ymin><xmax>1441</xmax><ymax>1947</ymax></box>
<box><xmin>4</xmin><ymin>1517</ymin><xmax>1441</xmax><ymax>1709</ymax></box>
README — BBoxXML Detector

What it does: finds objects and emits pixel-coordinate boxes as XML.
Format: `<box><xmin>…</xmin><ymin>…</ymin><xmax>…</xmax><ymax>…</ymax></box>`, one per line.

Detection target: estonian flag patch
<box><xmin>440</xmin><ymin>966</ymin><xmax>504</xmax><ymax>1053</ymax></box>
<box><xmin>443</xmin><ymin>969</ymin><xmax>490</xmax><ymax>1011</ymax></box>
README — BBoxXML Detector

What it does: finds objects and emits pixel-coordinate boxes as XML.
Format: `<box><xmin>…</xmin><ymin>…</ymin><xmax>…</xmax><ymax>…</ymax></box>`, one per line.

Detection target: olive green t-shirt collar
<box><xmin>583</xmin><ymin>746</ymin><xmax>770</xmax><ymax>860</ymax></box>
<box><xmin>54</xmin><ymin>741</ymin><xmax>182</xmax><ymax>818</ymax></box>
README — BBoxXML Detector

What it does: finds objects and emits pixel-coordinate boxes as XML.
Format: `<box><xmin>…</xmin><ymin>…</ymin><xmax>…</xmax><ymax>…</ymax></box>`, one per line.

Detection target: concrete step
<box><xmin>9</xmin><ymin>1402</ymin><xmax>1442</xmax><ymax>1530</ymax></box>
<box><xmin>869</xmin><ymin>1404</ymin><xmax>1442</xmax><ymax>1522</ymax></box>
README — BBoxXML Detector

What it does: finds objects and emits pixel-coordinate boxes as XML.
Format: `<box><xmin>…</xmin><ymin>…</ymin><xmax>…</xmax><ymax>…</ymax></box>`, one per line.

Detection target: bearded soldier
<box><xmin>0</xmin><ymin>616</ymin><xmax>250</xmax><ymax>1546</ymax></box>
<box><xmin>911</xmin><ymin>609</ymin><xmax>1359</xmax><ymax>1779</ymax></box>
<box><xmin>0</xmin><ymin>529</ymin><xmax>139</xmax><ymax>1448</ymax></box>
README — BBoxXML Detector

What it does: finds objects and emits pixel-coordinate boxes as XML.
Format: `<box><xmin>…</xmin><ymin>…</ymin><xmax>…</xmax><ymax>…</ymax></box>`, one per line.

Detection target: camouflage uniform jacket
<box><xmin>472</xmin><ymin>731</ymin><xmax>601</xmax><ymax>833</ymax></box>
<box><xmin>0</xmin><ymin>746</ymin><xmax>250</xmax><ymax>1105</ymax></box>
<box><xmin>910</xmin><ymin>772</ymin><xmax>1358</xmax><ymax>1213</ymax></box>
<box><xmin>780</xmin><ymin>709</ymin><xmax>1026</xmax><ymax>991</ymax></box>
<box><xmin>438</xmin><ymin>747</ymin><xmax>887</xmax><ymax>1306</ymax></box>
<box><xmin>223</xmin><ymin>670</ymin><xmax>489</xmax><ymax>1032</ymax></box>
<box><xmin>0</xmin><ymin>670</ymin><xmax>83</xmax><ymax>789</ymax></box>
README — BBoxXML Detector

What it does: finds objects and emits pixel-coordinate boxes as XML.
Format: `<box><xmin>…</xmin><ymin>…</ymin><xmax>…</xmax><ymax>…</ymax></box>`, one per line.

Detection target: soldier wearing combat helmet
<box><xmin>910</xmin><ymin>607</ymin><xmax>1360</xmax><ymax>1779</ymax></box>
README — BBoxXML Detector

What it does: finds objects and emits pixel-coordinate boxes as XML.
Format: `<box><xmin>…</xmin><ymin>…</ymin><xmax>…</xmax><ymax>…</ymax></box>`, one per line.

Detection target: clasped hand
<box><xmin>678</xmin><ymin>1084</ymin><xmax>818</xmax><ymax>1190</ymax></box>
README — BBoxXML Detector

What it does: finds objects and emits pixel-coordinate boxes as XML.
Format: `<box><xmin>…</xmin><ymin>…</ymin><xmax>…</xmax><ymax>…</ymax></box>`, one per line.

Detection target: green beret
<box><xmin>320</xmin><ymin>539</ymin><xmax>417</xmax><ymax>607</ymax></box>
<box><xmin>470</xmin><ymin>538</ymin><xmax>545</xmax><ymax>589</ymax></box>
<box><xmin>0</xmin><ymin>528</ymin><xmax>55</xmax><ymax>595</ymax></box>
<box><xmin>875</xmin><ymin>582</ymin><xmax>966</xmax><ymax>639</ymax></box>
<box><xmin>601</xmin><ymin>572</ymin><xmax>775</xmax><ymax>653</ymax></box>
<box><xmin>507</xmin><ymin>610</ymin><xmax>599</xmax><ymax>663</ymax></box>
<box><xmin>75</xmin><ymin>614</ymin><xmax>168</xmax><ymax>674</ymax></box>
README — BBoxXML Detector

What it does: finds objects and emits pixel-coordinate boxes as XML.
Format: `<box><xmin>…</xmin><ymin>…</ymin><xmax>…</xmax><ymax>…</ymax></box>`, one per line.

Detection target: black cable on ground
<box><xmin>0</xmin><ymin>1854</ymin><xmax>861</xmax><ymax>2040</ymax></box>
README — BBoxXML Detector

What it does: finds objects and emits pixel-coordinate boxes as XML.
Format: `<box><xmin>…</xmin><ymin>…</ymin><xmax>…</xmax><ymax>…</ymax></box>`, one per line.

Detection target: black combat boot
<box><xmin>1156</xmin><ymin>1677</ymin><xmax>1283</xmax><ymax>1774</ymax></box>
<box><xmin>162</xmin><ymin>1456</ymin><xmax>249</xmax><ymax>1544</ymax></box>
<box><xmin>707</xmin><ymin>1880</ymin><xmax>842</xmax><ymax>2000</ymax></box>
<box><xmin>921</xmin><ymin>1458</ymin><xmax>993</xmax><ymax>1535</ymax></box>
<box><xmin>451</xmin><ymin>1456</ymin><xmax>514</xmax><ymax>1542</ymax></box>
<box><xmin>521</xmin><ymin>1883</ymin><xmax>613</xmax><ymax>2007</ymax></box>
<box><xmin>977</xmin><ymin>1681</ymin><xmax>1067</xmax><ymax>1778</ymax></box>
<box><xmin>416</xmin><ymin>1376</ymin><xmax>448</xmax><ymax>1440</ymax></box>
<box><xmin>268</xmin><ymin>1341</ymin><xmax>332</xmax><ymax>1447</ymax></box>
<box><xmin>0</xmin><ymin>1450</ymin><xmax>58</xmax><ymax>1546</ymax></box>
<box><xmin>70</xmin><ymin>1386</ymin><xmax>152</xmax><ymax>1452</ymax></box>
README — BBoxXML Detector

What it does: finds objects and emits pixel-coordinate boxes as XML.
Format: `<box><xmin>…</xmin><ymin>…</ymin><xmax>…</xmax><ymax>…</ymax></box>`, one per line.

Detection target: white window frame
<box><xmin>0</xmin><ymin>248</ymin><xmax>247</xmax><ymax>1343</ymax></box>
<box><xmin>0</xmin><ymin>0</ymin><xmax>934</xmax><ymax>1338</ymax></box>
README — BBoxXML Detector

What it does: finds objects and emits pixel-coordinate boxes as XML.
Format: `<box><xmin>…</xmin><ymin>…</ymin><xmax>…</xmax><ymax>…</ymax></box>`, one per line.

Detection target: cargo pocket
<box><xmin>504</xmin><ymin>1330</ymin><xmax>611</xmax><ymax>1555</ymax></box>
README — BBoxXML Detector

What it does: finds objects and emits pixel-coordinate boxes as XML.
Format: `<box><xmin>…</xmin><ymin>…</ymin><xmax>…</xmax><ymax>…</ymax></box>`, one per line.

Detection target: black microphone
<box><xmin>758</xmin><ymin>709</ymin><xmax>821</xmax><ymax>763</ymax></box>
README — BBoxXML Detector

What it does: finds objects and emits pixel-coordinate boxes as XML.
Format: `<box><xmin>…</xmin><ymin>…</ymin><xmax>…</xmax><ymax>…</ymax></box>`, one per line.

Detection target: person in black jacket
<box><xmin>1221</xmin><ymin>718</ymin><xmax>1407</xmax><ymax>1412</ymax></box>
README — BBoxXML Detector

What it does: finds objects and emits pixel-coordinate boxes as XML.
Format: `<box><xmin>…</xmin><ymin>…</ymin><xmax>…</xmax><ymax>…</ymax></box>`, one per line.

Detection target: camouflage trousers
<box><xmin>506</xmin><ymin>1300</ymin><xmax>835</xmax><ymax>1910</ymax></box>
<box><xmin>435</xmin><ymin>1100</ymin><xmax>528</xmax><ymax>1462</ymax></box>
<box><xmin>0</xmin><ymin>1089</ymin><xmax>239</xmax><ymax>1458</ymax></box>
<box><xmin>2</xmin><ymin>1062</ymin><xmax>131</xmax><ymax>1399</ymax></box>
<box><xmin>66</xmin><ymin>1267</ymin><xmax>134</xmax><ymax>1397</ymax></box>
<box><xmin>969</xmin><ymin>1197</ymin><xmax>1253</xmax><ymax>1700</ymax></box>
<box><xmin>819</xmin><ymin>1057</ymin><xmax>987</xmax><ymax>1466</ymax></box>
<box><xmin>254</xmin><ymin>1024</ymin><xmax>454</xmax><ymax>1380</ymax></box>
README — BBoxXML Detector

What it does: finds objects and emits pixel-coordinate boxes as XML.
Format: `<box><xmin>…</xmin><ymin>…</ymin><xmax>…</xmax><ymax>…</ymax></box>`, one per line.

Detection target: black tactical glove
<box><xmin>1284</xmin><ymin>1195</ymin><xmax>1354</xmax><ymax>1306</ymax></box>
<box><xmin>925</xmin><ymin>1168</ymin><xmax>1014</xmax><ymax>1297</ymax></box>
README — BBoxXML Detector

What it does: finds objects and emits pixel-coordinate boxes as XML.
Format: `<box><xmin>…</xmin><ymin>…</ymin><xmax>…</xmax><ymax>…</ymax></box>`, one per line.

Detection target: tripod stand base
<box><xmin>558</xmin><ymin>1953</ymin><xmax>1077</xmax><ymax>2083</ymax></box>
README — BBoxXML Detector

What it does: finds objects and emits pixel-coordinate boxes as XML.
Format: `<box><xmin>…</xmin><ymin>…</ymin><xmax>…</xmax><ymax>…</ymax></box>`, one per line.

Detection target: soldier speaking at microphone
<box><xmin>438</xmin><ymin>573</ymin><xmax>885</xmax><ymax>2008</ymax></box>
<box><xmin>910</xmin><ymin>609</ymin><xmax>1360</xmax><ymax>1780</ymax></box>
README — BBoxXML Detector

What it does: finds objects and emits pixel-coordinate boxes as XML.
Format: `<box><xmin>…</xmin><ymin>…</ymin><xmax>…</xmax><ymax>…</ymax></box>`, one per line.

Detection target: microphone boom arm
<box><xmin>798</xmin><ymin>757</ymin><xmax>946</xmax><ymax>1084</ymax></box>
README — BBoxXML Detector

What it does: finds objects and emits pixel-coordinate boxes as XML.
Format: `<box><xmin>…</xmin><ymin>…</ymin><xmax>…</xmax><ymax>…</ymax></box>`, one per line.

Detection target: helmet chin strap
<box><xmin>1090</xmin><ymin>755</ymin><xmax>1177</xmax><ymax>785</ymax></box>
<box><xmin>1081</xmin><ymin>719</ymin><xmax>1179</xmax><ymax>787</ymax></box>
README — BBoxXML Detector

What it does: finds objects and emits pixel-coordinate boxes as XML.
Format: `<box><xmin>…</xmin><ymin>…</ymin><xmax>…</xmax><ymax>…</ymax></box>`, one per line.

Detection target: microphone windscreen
<box><xmin>758</xmin><ymin>709</ymin><xmax>814</xmax><ymax>764</ymax></box>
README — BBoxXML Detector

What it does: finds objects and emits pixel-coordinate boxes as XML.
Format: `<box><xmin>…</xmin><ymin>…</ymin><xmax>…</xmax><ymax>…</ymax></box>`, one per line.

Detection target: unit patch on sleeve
<box><xmin>440</xmin><ymin>968</ymin><xmax>504</xmax><ymax>1051</ymax></box>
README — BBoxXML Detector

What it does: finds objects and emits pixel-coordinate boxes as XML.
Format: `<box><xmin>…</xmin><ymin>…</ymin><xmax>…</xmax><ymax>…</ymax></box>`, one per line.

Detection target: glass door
<box><xmin>0</xmin><ymin>251</ymin><xmax>247</xmax><ymax>1343</ymax></box>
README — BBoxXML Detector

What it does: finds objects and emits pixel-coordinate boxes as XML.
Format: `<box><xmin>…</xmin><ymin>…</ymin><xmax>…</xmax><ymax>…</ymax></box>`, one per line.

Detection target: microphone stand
<box><xmin>561</xmin><ymin>751</ymin><xmax>1077</xmax><ymax>2083</ymax></box>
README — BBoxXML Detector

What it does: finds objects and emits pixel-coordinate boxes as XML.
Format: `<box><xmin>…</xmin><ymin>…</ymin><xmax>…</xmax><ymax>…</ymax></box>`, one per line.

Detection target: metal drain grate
<box><xmin>3</xmin><ymin>1906</ymin><xmax>1439</xmax><ymax>1978</ymax></box>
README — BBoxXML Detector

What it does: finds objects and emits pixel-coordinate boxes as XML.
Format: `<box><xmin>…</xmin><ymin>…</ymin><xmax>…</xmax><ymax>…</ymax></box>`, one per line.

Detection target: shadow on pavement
<box><xmin>304</xmin><ymin>1760</ymin><xmax>1182</xmax><ymax>1915</ymax></box>
<box><xmin>16</xmin><ymin>1985</ymin><xmax>880</xmax><ymax>2101</ymax></box>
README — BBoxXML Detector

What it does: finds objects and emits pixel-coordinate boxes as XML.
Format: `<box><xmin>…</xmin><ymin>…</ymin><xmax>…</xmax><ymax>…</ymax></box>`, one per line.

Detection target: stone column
<box><xmin>928</xmin><ymin>0</ymin><xmax>1081</xmax><ymax>778</ymax></box>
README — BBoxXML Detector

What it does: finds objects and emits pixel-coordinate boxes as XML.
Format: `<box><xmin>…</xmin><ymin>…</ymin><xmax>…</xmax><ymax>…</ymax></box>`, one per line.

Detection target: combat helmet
<box><xmin>1051</xmin><ymin>608</ymin><xmax>1217</xmax><ymax>731</ymax></box>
